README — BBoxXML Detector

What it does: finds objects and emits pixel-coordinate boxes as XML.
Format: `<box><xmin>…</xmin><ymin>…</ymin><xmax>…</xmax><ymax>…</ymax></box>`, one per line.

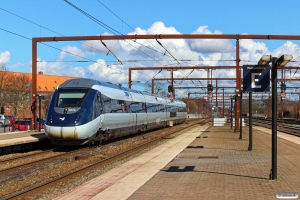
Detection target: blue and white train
<box><xmin>45</xmin><ymin>78</ymin><xmax>187</xmax><ymax>145</ymax></box>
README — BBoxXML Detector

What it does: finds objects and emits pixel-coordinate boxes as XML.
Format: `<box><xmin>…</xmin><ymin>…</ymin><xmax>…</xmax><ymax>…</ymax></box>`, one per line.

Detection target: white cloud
<box><xmin>58</xmin><ymin>45</ymin><xmax>85</xmax><ymax>61</ymax></box>
<box><xmin>29</xmin><ymin>58</ymin><xmax>63</xmax><ymax>75</ymax></box>
<box><xmin>120</xmin><ymin>21</ymin><xmax>200</xmax><ymax>67</ymax></box>
<box><xmin>67</xmin><ymin>66</ymin><xmax>85</xmax><ymax>77</ymax></box>
<box><xmin>239</xmin><ymin>38</ymin><xmax>270</xmax><ymax>65</ymax></box>
<box><xmin>87</xmin><ymin>59</ymin><xmax>128</xmax><ymax>83</ymax></box>
<box><xmin>187</xmin><ymin>25</ymin><xmax>235</xmax><ymax>53</ymax></box>
<box><xmin>272</xmin><ymin>41</ymin><xmax>300</xmax><ymax>63</ymax></box>
<box><xmin>146</xmin><ymin>21</ymin><xmax>180</xmax><ymax>34</ymax></box>
<box><xmin>28</xmin><ymin>57</ymin><xmax>86</xmax><ymax>77</ymax></box>
<box><xmin>0</xmin><ymin>51</ymin><xmax>10</xmax><ymax>64</ymax></box>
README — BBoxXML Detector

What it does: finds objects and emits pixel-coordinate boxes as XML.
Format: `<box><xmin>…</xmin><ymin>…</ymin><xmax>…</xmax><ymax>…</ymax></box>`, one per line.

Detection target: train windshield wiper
<box><xmin>61</xmin><ymin>104</ymin><xmax>76</xmax><ymax>108</ymax></box>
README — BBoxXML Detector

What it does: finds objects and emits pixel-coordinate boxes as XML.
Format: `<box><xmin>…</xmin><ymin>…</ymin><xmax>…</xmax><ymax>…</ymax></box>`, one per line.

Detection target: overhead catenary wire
<box><xmin>0</xmin><ymin>26</ymin><xmax>172</xmax><ymax>88</ymax></box>
<box><xmin>0</xmin><ymin>7</ymin><xmax>107</xmax><ymax>54</ymax></box>
<box><xmin>1</xmin><ymin>4</ymin><xmax>238</xmax><ymax>88</ymax></box>
<box><xmin>0</xmin><ymin>6</ymin><xmax>157</xmax><ymax>84</ymax></box>
<box><xmin>0</xmin><ymin>27</ymin><xmax>147</xmax><ymax>83</ymax></box>
<box><xmin>66</xmin><ymin>0</ymin><xmax>200</xmax><ymax>81</ymax></box>
<box><xmin>156</xmin><ymin>39</ymin><xmax>180</xmax><ymax>65</ymax></box>
<box><xmin>64</xmin><ymin>0</ymin><xmax>166</xmax><ymax>67</ymax></box>
<box><xmin>95</xmin><ymin>0</ymin><xmax>176</xmax><ymax>61</ymax></box>
<box><xmin>64</xmin><ymin>1</ymin><xmax>203</xmax><ymax>92</ymax></box>
<box><xmin>101</xmin><ymin>41</ymin><xmax>123</xmax><ymax>65</ymax></box>
<box><xmin>64</xmin><ymin>0</ymin><xmax>178</xmax><ymax>87</ymax></box>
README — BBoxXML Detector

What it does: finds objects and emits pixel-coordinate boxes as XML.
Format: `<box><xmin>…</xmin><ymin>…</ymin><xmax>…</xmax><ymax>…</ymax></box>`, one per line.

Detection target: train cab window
<box><xmin>57</xmin><ymin>88</ymin><xmax>89</xmax><ymax>108</ymax></box>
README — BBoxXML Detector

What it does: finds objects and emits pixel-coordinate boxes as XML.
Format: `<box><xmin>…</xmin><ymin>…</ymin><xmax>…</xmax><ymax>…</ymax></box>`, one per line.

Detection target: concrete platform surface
<box><xmin>55</xmin><ymin>124</ymin><xmax>300</xmax><ymax>200</ymax></box>
<box><xmin>0</xmin><ymin>131</ymin><xmax>46</xmax><ymax>147</ymax></box>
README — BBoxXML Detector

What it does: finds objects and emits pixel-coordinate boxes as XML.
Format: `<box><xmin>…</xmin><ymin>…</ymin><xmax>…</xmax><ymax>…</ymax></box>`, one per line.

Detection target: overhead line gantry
<box><xmin>32</xmin><ymin>33</ymin><xmax>300</xmax><ymax>131</ymax></box>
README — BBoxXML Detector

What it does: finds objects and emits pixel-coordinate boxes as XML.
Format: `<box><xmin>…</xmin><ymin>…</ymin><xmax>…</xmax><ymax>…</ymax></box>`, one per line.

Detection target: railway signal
<box><xmin>207</xmin><ymin>84</ymin><xmax>213</xmax><ymax>93</ymax></box>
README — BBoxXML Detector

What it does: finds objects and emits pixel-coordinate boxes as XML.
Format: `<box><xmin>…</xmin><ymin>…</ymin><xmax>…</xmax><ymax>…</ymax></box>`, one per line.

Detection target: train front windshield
<box><xmin>56</xmin><ymin>88</ymin><xmax>89</xmax><ymax>108</ymax></box>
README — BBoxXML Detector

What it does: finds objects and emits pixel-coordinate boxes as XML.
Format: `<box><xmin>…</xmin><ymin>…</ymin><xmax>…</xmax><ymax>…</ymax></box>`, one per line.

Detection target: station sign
<box><xmin>243</xmin><ymin>65</ymin><xmax>270</xmax><ymax>92</ymax></box>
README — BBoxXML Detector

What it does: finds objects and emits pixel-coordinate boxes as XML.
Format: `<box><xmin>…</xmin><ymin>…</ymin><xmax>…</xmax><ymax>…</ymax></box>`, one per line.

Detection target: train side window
<box><xmin>147</xmin><ymin>103</ymin><xmax>154</xmax><ymax>113</ymax></box>
<box><xmin>125</xmin><ymin>101</ymin><xmax>131</xmax><ymax>113</ymax></box>
<box><xmin>102</xmin><ymin>95</ymin><xmax>111</xmax><ymax>113</ymax></box>
<box><xmin>130</xmin><ymin>102</ymin><xmax>136</xmax><ymax>113</ymax></box>
<box><xmin>137</xmin><ymin>102</ymin><xmax>142</xmax><ymax>113</ymax></box>
<box><xmin>142</xmin><ymin>103</ymin><xmax>146</xmax><ymax>111</ymax></box>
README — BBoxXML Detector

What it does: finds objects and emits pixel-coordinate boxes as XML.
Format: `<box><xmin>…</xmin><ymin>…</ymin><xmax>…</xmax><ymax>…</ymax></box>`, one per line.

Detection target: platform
<box><xmin>54</xmin><ymin>124</ymin><xmax>300</xmax><ymax>200</ymax></box>
<box><xmin>0</xmin><ymin>130</ymin><xmax>48</xmax><ymax>155</ymax></box>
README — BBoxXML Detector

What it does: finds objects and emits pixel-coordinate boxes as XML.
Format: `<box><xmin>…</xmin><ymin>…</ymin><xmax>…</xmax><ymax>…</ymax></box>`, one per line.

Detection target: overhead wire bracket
<box><xmin>101</xmin><ymin>40</ymin><xmax>123</xmax><ymax>65</ymax></box>
<box><xmin>156</xmin><ymin>39</ymin><xmax>180</xmax><ymax>64</ymax></box>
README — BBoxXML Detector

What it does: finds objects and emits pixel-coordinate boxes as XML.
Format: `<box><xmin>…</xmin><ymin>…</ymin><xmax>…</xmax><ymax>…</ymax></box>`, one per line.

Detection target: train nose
<box><xmin>45</xmin><ymin>125</ymin><xmax>79</xmax><ymax>140</ymax></box>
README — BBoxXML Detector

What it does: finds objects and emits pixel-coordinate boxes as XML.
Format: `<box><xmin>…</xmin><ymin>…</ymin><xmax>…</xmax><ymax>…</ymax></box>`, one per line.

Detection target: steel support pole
<box><xmin>170</xmin><ymin>69</ymin><xmax>175</xmax><ymax>98</ymax></box>
<box><xmin>234</xmin><ymin>95</ymin><xmax>237</xmax><ymax>132</ymax></box>
<box><xmin>216</xmin><ymin>79</ymin><xmax>218</xmax><ymax>108</ymax></box>
<box><xmin>239</xmin><ymin>92</ymin><xmax>243</xmax><ymax>139</ymax></box>
<box><xmin>222</xmin><ymin>88</ymin><xmax>225</xmax><ymax>117</ymax></box>
<box><xmin>248</xmin><ymin>92</ymin><xmax>252</xmax><ymax>151</ymax></box>
<box><xmin>151</xmin><ymin>79</ymin><xmax>154</xmax><ymax>94</ymax></box>
<box><xmin>298</xmin><ymin>94</ymin><xmax>300</xmax><ymax>120</ymax></box>
<box><xmin>187</xmin><ymin>93</ymin><xmax>190</xmax><ymax>115</ymax></box>
<box><xmin>38</xmin><ymin>96</ymin><xmax>41</xmax><ymax>132</ymax></box>
<box><xmin>32</xmin><ymin>40</ymin><xmax>37</xmax><ymax>130</ymax></box>
<box><xmin>128</xmin><ymin>68</ymin><xmax>132</xmax><ymax>88</ymax></box>
<box><xmin>270</xmin><ymin>57</ymin><xmax>278</xmax><ymax>180</ymax></box>
<box><xmin>268</xmin><ymin>93</ymin><xmax>271</xmax><ymax>119</ymax></box>
<box><xmin>231</xmin><ymin>97</ymin><xmax>233</xmax><ymax>129</ymax></box>
<box><xmin>30</xmin><ymin>83</ymin><xmax>32</xmax><ymax>130</ymax></box>
<box><xmin>235</xmin><ymin>39</ymin><xmax>240</xmax><ymax>131</ymax></box>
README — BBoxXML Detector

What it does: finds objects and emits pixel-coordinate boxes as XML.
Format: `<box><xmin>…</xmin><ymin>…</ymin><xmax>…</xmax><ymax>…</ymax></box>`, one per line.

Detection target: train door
<box><xmin>96</xmin><ymin>92</ymin><xmax>103</xmax><ymax>127</ymax></box>
<box><xmin>125</xmin><ymin>92</ymin><xmax>136</xmax><ymax>131</ymax></box>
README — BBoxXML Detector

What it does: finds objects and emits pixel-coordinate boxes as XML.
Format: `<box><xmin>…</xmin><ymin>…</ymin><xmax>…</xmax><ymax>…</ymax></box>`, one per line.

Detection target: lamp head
<box><xmin>258</xmin><ymin>55</ymin><xmax>271</xmax><ymax>65</ymax></box>
<box><xmin>277</xmin><ymin>54</ymin><xmax>293</xmax><ymax>66</ymax></box>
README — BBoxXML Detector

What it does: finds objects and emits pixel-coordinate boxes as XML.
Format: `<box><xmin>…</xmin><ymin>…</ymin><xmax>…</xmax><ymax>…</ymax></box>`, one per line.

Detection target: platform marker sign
<box><xmin>243</xmin><ymin>65</ymin><xmax>270</xmax><ymax>92</ymax></box>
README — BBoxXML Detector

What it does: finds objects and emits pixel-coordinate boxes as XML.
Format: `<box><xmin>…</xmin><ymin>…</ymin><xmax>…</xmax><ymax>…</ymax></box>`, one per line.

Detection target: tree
<box><xmin>143</xmin><ymin>83</ymin><xmax>168</xmax><ymax>97</ymax></box>
<box><xmin>42</xmin><ymin>92</ymin><xmax>53</xmax><ymax>117</ymax></box>
<box><xmin>0</xmin><ymin>65</ymin><xmax>11</xmax><ymax>114</ymax></box>
<box><xmin>5</xmin><ymin>74</ymin><xmax>31</xmax><ymax>118</ymax></box>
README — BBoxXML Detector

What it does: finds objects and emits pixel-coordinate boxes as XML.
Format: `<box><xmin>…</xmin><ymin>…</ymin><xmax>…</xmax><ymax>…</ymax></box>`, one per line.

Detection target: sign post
<box><xmin>243</xmin><ymin>65</ymin><xmax>270</xmax><ymax>150</ymax></box>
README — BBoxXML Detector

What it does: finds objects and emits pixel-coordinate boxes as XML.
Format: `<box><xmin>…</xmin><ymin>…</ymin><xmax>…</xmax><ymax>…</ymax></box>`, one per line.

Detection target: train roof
<box><xmin>58</xmin><ymin>78</ymin><xmax>185</xmax><ymax>104</ymax></box>
<box><xmin>59</xmin><ymin>78</ymin><xmax>155</xmax><ymax>96</ymax></box>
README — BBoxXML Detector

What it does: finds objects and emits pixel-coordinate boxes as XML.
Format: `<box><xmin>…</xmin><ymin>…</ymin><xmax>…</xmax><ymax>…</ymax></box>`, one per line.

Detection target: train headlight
<box><xmin>74</xmin><ymin>115</ymin><xmax>81</xmax><ymax>124</ymax></box>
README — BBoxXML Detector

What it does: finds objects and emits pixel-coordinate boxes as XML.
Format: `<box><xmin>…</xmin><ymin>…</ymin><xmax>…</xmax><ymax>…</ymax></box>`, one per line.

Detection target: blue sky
<box><xmin>1</xmin><ymin>0</ymin><xmax>300</xmax><ymax>98</ymax></box>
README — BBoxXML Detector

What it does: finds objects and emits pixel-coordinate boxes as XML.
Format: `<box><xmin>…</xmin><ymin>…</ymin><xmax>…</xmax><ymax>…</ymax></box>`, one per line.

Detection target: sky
<box><xmin>1</xmin><ymin>0</ymin><xmax>300</xmax><ymax>98</ymax></box>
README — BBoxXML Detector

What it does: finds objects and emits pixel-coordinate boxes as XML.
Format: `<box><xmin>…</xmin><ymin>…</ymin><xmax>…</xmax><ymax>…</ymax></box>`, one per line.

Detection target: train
<box><xmin>44</xmin><ymin>78</ymin><xmax>187</xmax><ymax>145</ymax></box>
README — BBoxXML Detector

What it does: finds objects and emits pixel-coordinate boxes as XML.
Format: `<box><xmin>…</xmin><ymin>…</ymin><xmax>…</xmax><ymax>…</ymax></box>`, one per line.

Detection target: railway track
<box><xmin>245</xmin><ymin>118</ymin><xmax>300</xmax><ymax>137</ymax></box>
<box><xmin>0</xmin><ymin>147</ymin><xmax>88</xmax><ymax>178</ymax></box>
<box><xmin>1</xmin><ymin>118</ymin><xmax>208</xmax><ymax>199</ymax></box>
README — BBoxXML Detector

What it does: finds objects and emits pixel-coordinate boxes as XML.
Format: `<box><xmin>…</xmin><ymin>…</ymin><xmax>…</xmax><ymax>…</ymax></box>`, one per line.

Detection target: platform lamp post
<box><xmin>259</xmin><ymin>54</ymin><xmax>293</xmax><ymax>180</ymax></box>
